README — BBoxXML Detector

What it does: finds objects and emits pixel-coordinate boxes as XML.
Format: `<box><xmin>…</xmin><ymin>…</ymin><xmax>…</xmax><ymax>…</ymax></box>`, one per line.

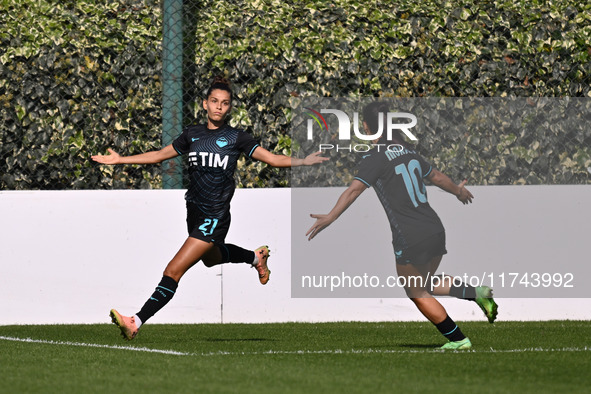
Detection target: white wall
<box><xmin>0</xmin><ymin>186</ymin><xmax>589</xmax><ymax>325</ymax></box>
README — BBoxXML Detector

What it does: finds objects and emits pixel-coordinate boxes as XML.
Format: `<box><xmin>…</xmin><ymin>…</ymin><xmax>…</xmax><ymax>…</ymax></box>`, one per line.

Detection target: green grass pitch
<box><xmin>1</xmin><ymin>321</ymin><xmax>590</xmax><ymax>393</ymax></box>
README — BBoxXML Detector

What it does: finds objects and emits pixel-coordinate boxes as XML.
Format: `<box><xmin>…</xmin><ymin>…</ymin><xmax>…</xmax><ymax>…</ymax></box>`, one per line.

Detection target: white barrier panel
<box><xmin>0</xmin><ymin>187</ymin><xmax>589</xmax><ymax>325</ymax></box>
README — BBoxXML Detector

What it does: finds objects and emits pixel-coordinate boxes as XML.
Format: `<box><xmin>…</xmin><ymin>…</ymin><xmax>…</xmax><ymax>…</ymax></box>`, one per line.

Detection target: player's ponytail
<box><xmin>206</xmin><ymin>76</ymin><xmax>233</xmax><ymax>101</ymax></box>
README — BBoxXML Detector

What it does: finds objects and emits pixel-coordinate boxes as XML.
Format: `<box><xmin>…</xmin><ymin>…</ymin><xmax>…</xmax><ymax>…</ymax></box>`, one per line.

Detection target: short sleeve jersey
<box><xmin>354</xmin><ymin>146</ymin><xmax>444</xmax><ymax>252</ymax></box>
<box><xmin>172</xmin><ymin>124</ymin><xmax>259</xmax><ymax>218</ymax></box>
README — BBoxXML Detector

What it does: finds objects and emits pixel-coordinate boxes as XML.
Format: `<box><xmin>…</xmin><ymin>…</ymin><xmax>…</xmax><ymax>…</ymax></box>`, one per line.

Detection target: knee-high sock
<box><xmin>136</xmin><ymin>275</ymin><xmax>178</xmax><ymax>324</ymax></box>
<box><xmin>435</xmin><ymin>315</ymin><xmax>466</xmax><ymax>342</ymax></box>
<box><xmin>430</xmin><ymin>275</ymin><xmax>476</xmax><ymax>300</ymax></box>
<box><xmin>449</xmin><ymin>283</ymin><xmax>476</xmax><ymax>301</ymax></box>
<box><xmin>219</xmin><ymin>244</ymin><xmax>255</xmax><ymax>265</ymax></box>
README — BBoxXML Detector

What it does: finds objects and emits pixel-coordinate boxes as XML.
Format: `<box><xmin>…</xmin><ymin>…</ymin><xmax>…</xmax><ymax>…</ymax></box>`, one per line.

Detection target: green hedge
<box><xmin>0</xmin><ymin>0</ymin><xmax>162</xmax><ymax>189</ymax></box>
<box><xmin>1</xmin><ymin>0</ymin><xmax>590</xmax><ymax>189</ymax></box>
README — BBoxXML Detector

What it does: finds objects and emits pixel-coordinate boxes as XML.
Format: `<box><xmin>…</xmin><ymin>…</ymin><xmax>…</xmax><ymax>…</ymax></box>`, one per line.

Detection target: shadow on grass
<box><xmin>204</xmin><ymin>337</ymin><xmax>277</xmax><ymax>342</ymax></box>
<box><xmin>361</xmin><ymin>343</ymin><xmax>442</xmax><ymax>350</ymax></box>
<box><xmin>398</xmin><ymin>343</ymin><xmax>442</xmax><ymax>349</ymax></box>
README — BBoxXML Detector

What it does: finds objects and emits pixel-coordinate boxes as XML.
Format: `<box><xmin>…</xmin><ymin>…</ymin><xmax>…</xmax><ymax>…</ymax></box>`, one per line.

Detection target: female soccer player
<box><xmin>306</xmin><ymin>101</ymin><xmax>497</xmax><ymax>350</ymax></box>
<box><xmin>92</xmin><ymin>77</ymin><xmax>327</xmax><ymax>340</ymax></box>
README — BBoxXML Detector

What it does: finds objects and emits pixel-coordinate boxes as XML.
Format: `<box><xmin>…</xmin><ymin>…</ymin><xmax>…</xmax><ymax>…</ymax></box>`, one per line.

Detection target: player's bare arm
<box><xmin>91</xmin><ymin>144</ymin><xmax>179</xmax><ymax>165</ymax></box>
<box><xmin>427</xmin><ymin>169</ymin><xmax>474</xmax><ymax>204</ymax></box>
<box><xmin>306</xmin><ymin>179</ymin><xmax>366</xmax><ymax>240</ymax></box>
<box><xmin>251</xmin><ymin>147</ymin><xmax>328</xmax><ymax>168</ymax></box>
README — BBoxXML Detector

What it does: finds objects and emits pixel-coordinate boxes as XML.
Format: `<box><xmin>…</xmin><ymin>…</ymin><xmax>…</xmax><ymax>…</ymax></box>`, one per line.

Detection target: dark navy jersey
<box><xmin>354</xmin><ymin>146</ymin><xmax>444</xmax><ymax>254</ymax></box>
<box><xmin>172</xmin><ymin>124</ymin><xmax>259</xmax><ymax>218</ymax></box>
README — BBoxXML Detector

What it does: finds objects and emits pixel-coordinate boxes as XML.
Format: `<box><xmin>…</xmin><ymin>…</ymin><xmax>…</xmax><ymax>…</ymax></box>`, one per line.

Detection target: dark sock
<box><xmin>219</xmin><ymin>244</ymin><xmax>255</xmax><ymax>265</ymax></box>
<box><xmin>449</xmin><ymin>283</ymin><xmax>476</xmax><ymax>301</ymax></box>
<box><xmin>136</xmin><ymin>276</ymin><xmax>178</xmax><ymax>324</ymax></box>
<box><xmin>435</xmin><ymin>315</ymin><xmax>466</xmax><ymax>342</ymax></box>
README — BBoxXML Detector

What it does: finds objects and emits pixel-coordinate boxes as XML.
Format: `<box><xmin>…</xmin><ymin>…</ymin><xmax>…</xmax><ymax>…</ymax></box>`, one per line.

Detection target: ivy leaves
<box><xmin>1</xmin><ymin>0</ymin><xmax>589</xmax><ymax>189</ymax></box>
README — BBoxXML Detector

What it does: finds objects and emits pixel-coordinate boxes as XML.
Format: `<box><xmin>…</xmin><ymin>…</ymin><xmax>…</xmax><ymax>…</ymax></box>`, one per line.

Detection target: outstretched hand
<box><xmin>91</xmin><ymin>148</ymin><xmax>121</xmax><ymax>165</ymax></box>
<box><xmin>456</xmin><ymin>180</ymin><xmax>474</xmax><ymax>204</ymax></box>
<box><xmin>306</xmin><ymin>213</ymin><xmax>333</xmax><ymax>241</ymax></box>
<box><xmin>303</xmin><ymin>151</ymin><xmax>330</xmax><ymax>166</ymax></box>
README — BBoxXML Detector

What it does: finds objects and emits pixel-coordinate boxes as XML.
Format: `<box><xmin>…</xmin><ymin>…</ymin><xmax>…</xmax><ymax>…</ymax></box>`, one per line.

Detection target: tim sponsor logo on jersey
<box><xmin>188</xmin><ymin>152</ymin><xmax>229</xmax><ymax>169</ymax></box>
<box><xmin>304</xmin><ymin>107</ymin><xmax>417</xmax><ymax>153</ymax></box>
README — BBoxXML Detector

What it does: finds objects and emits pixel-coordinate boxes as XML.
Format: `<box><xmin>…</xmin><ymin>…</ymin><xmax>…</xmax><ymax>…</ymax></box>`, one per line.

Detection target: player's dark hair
<box><xmin>206</xmin><ymin>76</ymin><xmax>233</xmax><ymax>102</ymax></box>
<box><xmin>362</xmin><ymin>101</ymin><xmax>407</xmax><ymax>146</ymax></box>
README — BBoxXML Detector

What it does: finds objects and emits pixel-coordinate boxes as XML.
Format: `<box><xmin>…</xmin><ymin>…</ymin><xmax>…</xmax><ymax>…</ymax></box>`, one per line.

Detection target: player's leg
<box><xmin>428</xmin><ymin>273</ymin><xmax>498</xmax><ymax>324</ymax></box>
<box><xmin>185</xmin><ymin>205</ymin><xmax>271</xmax><ymax>284</ymax></box>
<box><xmin>163</xmin><ymin>237</ymin><xmax>215</xmax><ymax>281</ymax></box>
<box><xmin>110</xmin><ymin>237</ymin><xmax>213</xmax><ymax>340</ymax></box>
<box><xmin>397</xmin><ymin>256</ymin><xmax>447</xmax><ymax>323</ymax></box>
<box><xmin>418</xmin><ymin>230</ymin><xmax>498</xmax><ymax>325</ymax></box>
<box><xmin>429</xmin><ymin>273</ymin><xmax>476</xmax><ymax>298</ymax></box>
<box><xmin>201</xmin><ymin>244</ymin><xmax>271</xmax><ymax>285</ymax></box>
<box><xmin>396</xmin><ymin>256</ymin><xmax>471</xmax><ymax>350</ymax></box>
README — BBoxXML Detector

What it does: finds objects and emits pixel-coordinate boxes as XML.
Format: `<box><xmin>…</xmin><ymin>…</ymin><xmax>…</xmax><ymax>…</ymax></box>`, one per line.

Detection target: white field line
<box><xmin>0</xmin><ymin>335</ymin><xmax>192</xmax><ymax>356</ymax></box>
<box><xmin>1</xmin><ymin>335</ymin><xmax>590</xmax><ymax>357</ymax></box>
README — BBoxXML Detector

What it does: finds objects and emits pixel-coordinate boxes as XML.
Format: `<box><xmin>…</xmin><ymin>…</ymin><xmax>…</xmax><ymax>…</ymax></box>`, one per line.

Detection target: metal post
<box><xmin>162</xmin><ymin>0</ymin><xmax>184</xmax><ymax>189</ymax></box>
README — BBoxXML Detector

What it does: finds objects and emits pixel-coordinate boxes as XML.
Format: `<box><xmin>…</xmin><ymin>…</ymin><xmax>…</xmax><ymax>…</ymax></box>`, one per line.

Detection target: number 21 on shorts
<box><xmin>199</xmin><ymin>218</ymin><xmax>219</xmax><ymax>236</ymax></box>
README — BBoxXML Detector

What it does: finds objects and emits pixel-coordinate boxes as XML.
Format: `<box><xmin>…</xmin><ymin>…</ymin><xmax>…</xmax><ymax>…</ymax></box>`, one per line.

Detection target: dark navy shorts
<box><xmin>186</xmin><ymin>202</ymin><xmax>231</xmax><ymax>245</ymax></box>
<box><xmin>394</xmin><ymin>232</ymin><xmax>447</xmax><ymax>265</ymax></box>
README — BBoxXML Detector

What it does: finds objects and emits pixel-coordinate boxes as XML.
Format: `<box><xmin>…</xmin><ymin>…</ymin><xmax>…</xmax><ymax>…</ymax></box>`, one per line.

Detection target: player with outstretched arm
<box><xmin>92</xmin><ymin>76</ymin><xmax>328</xmax><ymax>340</ymax></box>
<box><xmin>306</xmin><ymin>101</ymin><xmax>497</xmax><ymax>350</ymax></box>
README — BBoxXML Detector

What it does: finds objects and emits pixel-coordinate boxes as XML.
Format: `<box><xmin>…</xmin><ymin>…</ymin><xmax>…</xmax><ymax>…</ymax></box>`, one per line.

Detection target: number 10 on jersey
<box><xmin>395</xmin><ymin>159</ymin><xmax>427</xmax><ymax>208</ymax></box>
